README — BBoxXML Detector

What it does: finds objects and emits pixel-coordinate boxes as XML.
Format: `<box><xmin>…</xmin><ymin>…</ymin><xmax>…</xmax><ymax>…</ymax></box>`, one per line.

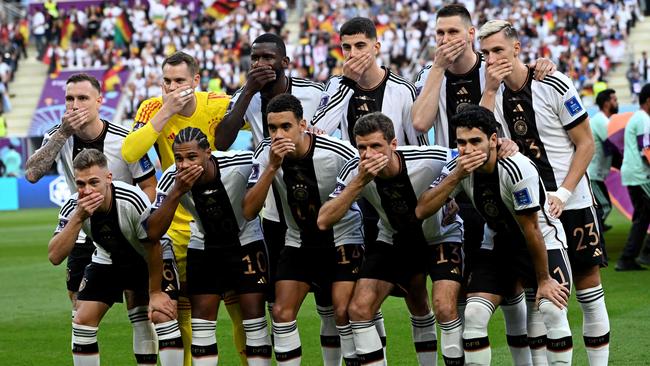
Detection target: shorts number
<box><xmin>243</xmin><ymin>252</ymin><xmax>267</xmax><ymax>274</ymax></box>
<box><xmin>337</xmin><ymin>246</ymin><xmax>361</xmax><ymax>265</ymax></box>
<box><xmin>552</xmin><ymin>266</ymin><xmax>569</xmax><ymax>286</ymax></box>
<box><xmin>437</xmin><ymin>244</ymin><xmax>462</xmax><ymax>264</ymax></box>
<box><xmin>162</xmin><ymin>261</ymin><xmax>175</xmax><ymax>281</ymax></box>
<box><xmin>573</xmin><ymin>223</ymin><xmax>599</xmax><ymax>251</ymax></box>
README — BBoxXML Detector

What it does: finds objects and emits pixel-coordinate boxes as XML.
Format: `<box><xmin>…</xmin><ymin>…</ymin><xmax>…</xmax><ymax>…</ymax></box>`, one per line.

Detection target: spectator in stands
<box><xmin>31</xmin><ymin>8</ymin><xmax>47</xmax><ymax>60</ymax></box>
<box><xmin>2</xmin><ymin>143</ymin><xmax>21</xmax><ymax>177</ymax></box>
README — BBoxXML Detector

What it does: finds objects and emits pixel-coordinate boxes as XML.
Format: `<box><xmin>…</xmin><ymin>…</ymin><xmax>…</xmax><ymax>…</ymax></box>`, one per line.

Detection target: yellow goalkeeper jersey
<box><xmin>122</xmin><ymin>91</ymin><xmax>230</xmax><ymax>231</ymax></box>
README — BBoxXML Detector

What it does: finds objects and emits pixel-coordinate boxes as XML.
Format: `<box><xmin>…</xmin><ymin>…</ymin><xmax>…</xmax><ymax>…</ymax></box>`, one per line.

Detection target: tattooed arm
<box><xmin>25</xmin><ymin>129</ymin><xmax>70</xmax><ymax>183</ymax></box>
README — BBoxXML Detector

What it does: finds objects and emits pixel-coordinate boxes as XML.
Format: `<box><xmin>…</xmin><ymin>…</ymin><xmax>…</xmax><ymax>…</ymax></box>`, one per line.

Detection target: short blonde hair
<box><xmin>73</xmin><ymin>149</ymin><xmax>108</xmax><ymax>171</ymax></box>
<box><xmin>478</xmin><ymin>20</ymin><xmax>518</xmax><ymax>41</ymax></box>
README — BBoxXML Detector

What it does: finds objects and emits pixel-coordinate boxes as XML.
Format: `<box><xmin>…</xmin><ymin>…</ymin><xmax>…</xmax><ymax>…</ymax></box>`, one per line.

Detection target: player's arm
<box><xmin>136</xmin><ymin>174</ymin><xmax>157</xmax><ymax>202</ymax></box>
<box><xmin>310</xmin><ymin>77</ymin><xmax>355</xmax><ymax>134</ymax></box>
<box><xmin>515</xmin><ymin>211</ymin><xmax>569</xmax><ymax>308</ymax></box>
<box><xmin>147</xmin><ymin>166</ymin><xmax>202</xmax><ymax>241</ymax></box>
<box><xmin>142</xmin><ymin>238</ymin><xmax>176</xmax><ymax>319</ymax></box>
<box><xmin>412</xmin><ymin>67</ymin><xmax>444</xmax><ymax>132</ymax></box>
<box><xmin>479</xmin><ymin>59</ymin><xmax>513</xmax><ymax>112</ymax></box>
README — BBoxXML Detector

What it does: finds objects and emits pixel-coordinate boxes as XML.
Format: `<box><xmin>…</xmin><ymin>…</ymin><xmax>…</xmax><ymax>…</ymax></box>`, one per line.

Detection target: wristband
<box><xmin>551</xmin><ymin>187</ymin><xmax>572</xmax><ymax>204</ymax></box>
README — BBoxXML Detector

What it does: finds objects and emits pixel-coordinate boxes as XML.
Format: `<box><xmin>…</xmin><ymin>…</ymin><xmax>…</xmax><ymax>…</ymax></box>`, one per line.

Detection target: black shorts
<box><xmin>560</xmin><ymin>207</ymin><xmax>605</xmax><ymax>271</ymax></box>
<box><xmin>530</xmin><ymin>248</ymin><xmax>572</xmax><ymax>293</ymax></box>
<box><xmin>162</xmin><ymin>258</ymin><xmax>180</xmax><ymax>301</ymax></box>
<box><xmin>77</xmin><ymin>258</ymin><xmax>149</xmax><ymax>306</ymax></box>
<box><xmin>466</xmin><ymin>246</ymin><xmax>536</xmax><ymax>297</ymax></box>
<box><xmin>187</xmin><ymin>240</ymin><xmax>269</xmax><ymax>296</ymax></box>
<box><xmin>359</xmin><ymin>241</ymin><xmax>428</xmax><ymax>288</ymax></box>
<box><xmin>262</xmin><ymin>218</ymin><xmax>286</xmax><ymax>301</ymax></box>
<box><xmin>426</xmin><ymin>242</ymin><xmax>464</xmax><ymax>283</ymax></box>
<box><xmin>275</xmin><ymin>244</ymin><xmax>363</xmax><ymax>291</ymax></box>
<box><xmin>66</xmin><ymin>238</ymin><xmax>96</xmax><ymax>292</ymax></box>
<box><xmin>457</xmin><ymin>199</ymin><xmax>485</xmax><ymax>279</ymax></box>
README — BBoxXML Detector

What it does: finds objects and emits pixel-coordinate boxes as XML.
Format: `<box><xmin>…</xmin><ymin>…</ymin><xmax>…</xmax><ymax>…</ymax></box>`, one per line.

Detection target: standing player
<box><xmin>24</xmin><ymin>73</ymin><xmax>158</xmax><ymax>363</ymax></box>
<box><xmin>618</xmin><ymin>83</ymin><xmax>650</xmax><ymax>270</ymax></box>
<box><xmin>412</xmin><ymin>8</ymin><xmax>555</xmax><ymax>362</ymax></box>
<box><xmin>479</xmin><ymin>20</ymin><xmax>609</xmax><ymax>365</ymax></box>
<box><xmin>416</xmin><ymin>106</ymin><xmax>573</xmax><ymax>365</ymax></box>
<box><xmin>243</xmin><ymin>94</ymin><xmax>364</xmax><ymax>366</ymax></box>
<box><xmin>121</xmin><ymin>52</ymin><xmax>247</xmax><ymax>365</ymax></box>
<box><xmin>318</xmin><ymin>112</ymin><xmax>465</xmax><ymax>365</ymax></box>
<box><xmin>147</xmin><ymin>127</ymin><xmax>271</xmax><ymax>365</ymax></box>
<box><xmin>213</xmin><ymin>33</ymin><xmax>342</xmax><ymax>365</ymax></box>
<box><xmin>51</xmin><ymin>149</ymin><xmax>178</xmax><ymax>366</ymax></box>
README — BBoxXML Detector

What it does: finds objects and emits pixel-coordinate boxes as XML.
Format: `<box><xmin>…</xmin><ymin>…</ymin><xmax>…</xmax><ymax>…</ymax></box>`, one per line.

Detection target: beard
<box><xmin>611</xmin><ymin>105</ymin><xmax>619</xmax><ymax>114</ymax></box>
<box><xmin>261</xmin><ymin>67</ymin><xmax>284</xmax><ymax>93</ymax></box>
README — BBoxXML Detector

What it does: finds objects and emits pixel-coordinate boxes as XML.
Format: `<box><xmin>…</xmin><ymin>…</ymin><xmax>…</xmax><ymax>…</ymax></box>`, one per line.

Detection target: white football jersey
<box><xmin>492</xmin><ymin>69</ymin><xmax>593</xmax><ymax>210</ymax></box>
<box><xmin>249</xmin><ymin>134</ymin><xmax>363</xmax><ymax>248</ymax></box>
<box><xmin>227</xmin><ymin>77</ymin><xmax>326</xmax><ymax>222</ymax></box>
<box><xmin>443</xmin><ymin>153</ymin><xmax>567</xmax><ymax>251</ymax></box>
<box><xmin>311</xmin><ymin>68</ymin><xmax>428</xmax><ymax>147</ymax></box>
<box><xmin>154</xmin><ymin>150</ymin><xmax>263</xmax><ymax>250</ymax></box>
<box><xmin>332</xmin><ymin>145</ymin><xmax>463</xmax><ymax>246</ymax></box>
<box><xmin>414</xmin><ymin>54</ymin><xmax>487</xmax><ymax>148</ymax></box>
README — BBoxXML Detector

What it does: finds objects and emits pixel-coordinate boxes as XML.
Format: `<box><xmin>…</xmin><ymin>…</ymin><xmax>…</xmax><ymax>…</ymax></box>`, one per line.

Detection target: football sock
<box><xmin>351</xmin><ymin>319</ymin><xmax>384</xmax><ymax>366</ymax></box>
<box><xmin>243</xmin><ymin>317</ymin><xmax>272</xmax><ymax>366</ymax></box>
<box><xmin>411</xmin><ymin>311</ymin><xmax>437</xmax><ymax>365</ymax></box>
<box><xmin>128</xmin><ymin>306</ymin><xmax>157</xmax><ymax>365</ymax></box>
<box><xmin>502</xmin><ymin>292</ymin><xmax>533</xmax><ymax>365</ymax></box>
<box><xmin>155</xmin><ymin>320</ymin><xmax>184</xmax><ymax>366</ymax></box>
<box><xmin>337</xmin><ymin>323</ymin><xmax>359</xmax><ymax>366</ymax></box>
<box><xmin>538</xmin><ymin>300</ymin><xmax>573</xmax><ymax>364</ymax></box>
<box><xmin>191</xmin><ymin>318</ymin><xmax>218</xmax><ymax>366</ymax></box>
<box><xmin>72</xmin><ymin>323</ymin><xmax>99</xmax><ymax>366</ymax></box>
<box><xmin>463</xmin><ymin>297</ymin><xmax>494</xmax><ymax>366</ymax></box>
<box><xmin>373</xmin><ymin>311</ymin><xmax>387</xmax><ymax>360</ymax></box>
<box><xmin>440</xmin><ymin>317</ymin><xmax>464</xmax><ymax>365</ymax></box>
<box><xmin>526</xmin><ymin>292</ymin><xmax>548</xmax><ymax>366</ymax></box>
<box><xmin>318</xmin><ymin>305</ymin><xmax>342</xmax><ymax>365</ymax></box>
<box><xmin>577</xmin><ymin>285</ymin><xmax>610</xmax><ymax>366</ymax></box>
<box><xmin>273</xmin><ymin>320</ymin><xmax>302</xmax><ymax>366</ymax></box>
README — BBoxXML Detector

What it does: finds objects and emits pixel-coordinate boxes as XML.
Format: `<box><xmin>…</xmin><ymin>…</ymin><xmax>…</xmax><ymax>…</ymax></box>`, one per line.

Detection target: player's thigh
<box><xmin>190</xmin><ymin>294</ymin><xmax>222</xmax><ymax>321</ymax></box>
<box><xmin>348</xmin><ymin>278</ymin><xmax>393</xmax><ymax>321</ymax></box>
<box><xmin>273</xmin><ymin>280</ymin><xmax>311</xmax><ymax>322</ymax></box>
<box><xmin>431</xmin><ymin>279</ymin><xmax>462</xmax><ymax>322</ymax></box>
<box><xmin>167</xmin><ymin>228</ymin><xmax>191</xmax><ymax>284</ymax></box>
<box><xmin>74</xmin><ymin>300</ymin><xmax>111</xmax><ymax>327</ymax></box>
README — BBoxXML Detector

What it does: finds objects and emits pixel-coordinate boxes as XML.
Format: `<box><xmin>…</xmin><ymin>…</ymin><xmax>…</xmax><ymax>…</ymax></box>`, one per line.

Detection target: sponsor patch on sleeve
<box><xmin>139</xmin><ymin>156</ymin><xmax>153</xmax><ymax>171</ymax></box>
<box><xmin>415</xmin><ymin>86</ymin><xmax>423</xmax><ymax>97</ymax></box>
<box><xmin>332</xmin><ymin>182</ymin><xmax>346</xmax><ymax>197</ymax></box>
<box><xmin>154</xmin><ymin>193</ymin><xmax>166</xmax><ymax>208</ymax></box>
<box><xmin>250</xmin><ymin>164</ymin><xmax>260</xmax><ymax>181</ymax></box>
<box><xmin>317</xmin><ymin>95</ymin><xmax>330</xmax><ymax>110</ymax></box>
<box><xmin>514</xmin><ymin>188</ymin><xmax>532</xmax><ymax>206</ymax></box>
<box><xmin>431</xmin><ymin>173</ymin><xmax>448</xmax><ymax>188</ymax></box>
<box><xmin>57</xmin><ymin>218</ymin><xmax>69</xmax><ymax>231</ymax></box>
<box><xmin>564</xmin><ymin>96</ymin><xmax>583</xmax><ymax>117</ymax></box>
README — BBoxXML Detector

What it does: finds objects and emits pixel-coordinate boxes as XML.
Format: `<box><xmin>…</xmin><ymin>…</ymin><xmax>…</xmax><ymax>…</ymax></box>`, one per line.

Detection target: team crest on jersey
<box><xmin>332</xmin><ymin>182</ymin><xmax>346</xmax><ymax>197</ymax></box>
<box><xmin>564</xmin><ymin>96</ymin><xmax>583</xmax><ymax>116</ymax></box>
<box><xmin>514</xmin><ymin>188</ymin><xmax>532</xmax><ymax>206</ymax></box>
<box><xmin>155</xmin><ymin>193</ymin><xmax>166</xmax><ymax>208</ymax></box>
<box><xmin>514</xmin><ymin>119</ymin><xmax>528</xmax><ymax>136</ymax></box>
<box><xmin>292</xmin><ymin>184</ymin><xmax>309</xmax><ymax>201</ymax></box>
<box><xmin>57</xmin><ymin>218</ymin><xmax>69</xmax><ymax>231</ymax></box>
<box><xmin>483</xmin><ymin>202</ymin><xmax>499</xmax><ymax>217</ymax></box>
<box><xmin>250</xmin><ymin>164</ymin><xmax>260</xmax><ymax>181</ymax></box>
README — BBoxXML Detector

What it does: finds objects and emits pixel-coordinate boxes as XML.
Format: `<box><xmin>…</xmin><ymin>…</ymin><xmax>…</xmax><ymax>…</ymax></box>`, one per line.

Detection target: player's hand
<box><xmin>497</xmin><ymin>138</ymin><xmax>519</xmax><ymax>158</ymax></box>
<box><xmin>547</xmin><ymin>193</ymin><xmax>566</xmax><ymax>218</ymax></box>
<box><xmin>358</xmin><ymin>153</ymin><xmax>389</xmax><ymax>184</ymax></box>
<box><xmin>76</xmin><ymin>192</ymin><xmax>104</xmax><ymax>220</ymax></box>
<box><xmin>530</xmin><ymin>57</ymin><xmax>557</xmax><ymax>81</ymax></box>
<box><xmin>343</xmin><ymin>53</ymin><xmax>373</xmax><ymax>82</ymax></box>
<box><xmin>148</xmin><ymin>291</ymin><xmax>177</xmax><ymax>320</ymax></box>
<box><xmin>484</xmin><ymin>59</ymin><xmax>513</xmax><ymax>92</ymax></box>
<box><xmin>536</xmin><ymin>277</ymin><xmax>570</xmax><ymax>309</ymax></box>
<box><xmin>60</xmin><ymin>108</ymin><xmax>90</xmax><ymax>136</ymax></box>
<box><xmin>161</xmin><ymin>84</ymin><xmax>194</xmax><ymax>115</ymax></box>
<box><xmin>433</xmin><ymin>38</ymin><xmax>466</xmax><ymax>70</ymax></box>
<box><xmin>454</xmin><ymin>150</ymin><xmax>487</xmax><ymax>178</ymax></box>
<box><xmin>306</xmin><ymin>126</ymin><xmax>326</xmax><ymax>135</ymax></box>
<box><xmin>174</xmin><ymin>165</ymin><xmax>203</xmax><ymax>193</ymax></box>
<box><xmin>269</xmin><ymin>137</ymin><xmax>295</xmax><ymax>168</ymax></box>
<box><xmin>442</xmin><ymin>199</ymin><xmax>459</xmax><ymax>226</ymax></box>
<box><xmin>244</xmin><ymin>65</ymin><xmax>277</xmax><ymax>93</ymax></box>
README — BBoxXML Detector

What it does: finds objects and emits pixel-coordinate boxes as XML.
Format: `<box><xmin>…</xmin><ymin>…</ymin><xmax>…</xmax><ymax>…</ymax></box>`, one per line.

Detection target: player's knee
<box><xmin>538</xmin><ymin>300</ymin><xmax>567</xmax><ymax>327</ymax></box>
<box><xmin>271</xmin><ymin>302</ymin><xmax>296</xmax><ymax>323</ymax></box>
<box><xmin>464</xmin><ymin>301</ymin><xmax>492</xmax><ymax>330</ymax></box>
<box><xmin>333</xmin><ymin>302</ymin><xmax>350</xmax><ymax>324</ymax></box>
<box><xmin>347</xmin><ymin>298</ymin><xmax>375</xmax><ymax>321</ymax></box>
<box><xmin>433</xmin><ymin>297</ymin><xmax>457</xmax><ymax>323</ymax></box>
<box><xmin>150</xmin><ymin>311</ymin><xmax>174</xmax><ymax>324</ymax></box>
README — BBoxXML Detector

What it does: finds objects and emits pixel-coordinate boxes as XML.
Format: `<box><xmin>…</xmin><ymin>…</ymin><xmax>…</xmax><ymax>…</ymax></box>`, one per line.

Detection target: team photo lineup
<box><xmin>7</xmin><ymin>0</ymin><xmax>650</xmax><ymax>365</ymax></box>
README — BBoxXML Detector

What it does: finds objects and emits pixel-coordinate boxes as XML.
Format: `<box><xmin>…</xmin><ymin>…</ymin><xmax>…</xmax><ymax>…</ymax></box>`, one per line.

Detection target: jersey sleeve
<box><xmin>37</xmin><ymin>124</ymin><xmax>63</xmax><ymax>160</ymax></box>
<box><xmin>548</xmin><ymin>72</ymin><xmax>588</xmax><ymax>130</ymax></box>
<box><xmin>310</xmin><ymin>76</ymin><xmax>353</xmax><ymax>134</ymax></box>
<box><xmin>492</xmin><ymin>88</ymin><xmax>511</xmax><ymax>139</ymax></box>
<box><xmin>122</xmin><ymin>98</ymin><xmax>163</xmax><ymax>164</ymax></box>
<box><xmin>152</xmin><ymin>166</ymin><xmax>177</xmax><ymax>212</ymax></box>
<box><xmin>330</xmin><ymin>157</ymin><xmax>360</xmax><ymax>199</ymax></box>
<box><xmin>431</xmin><ymin>157</ymin><xmax>463</xmax><ymax>197</ymax></box>
<box><xmin>130</xmin><ymin>188</ymin><xmax>152</xmax><ymax>241</ymax></box>
<box><xmin>224</xmin><ymin>90</ymin><xmax>252</xmax><ymax>132</ymax></box>
<box><xmin>414</xmin><ymin>65</ymin><xmax>431</xmax><ymax>96</ymax></box>
<box><xmin>248</xmin><ymin>139</ymin><xmax>270</xmax><ymax>188</ymax></box>
<box><xmin>402</xmin><ymin>92</ymin><xmax>429</xmax><ymax>146</ymax></box>
<box><xmin>503</xmin><ymin>157</ymin><xmax>542</xmax><ymax>214</ymax></box>
<box><xmin>54</xmin><ymin>195</ymin><xmax>78</xmax><ymax>235</ymax></box>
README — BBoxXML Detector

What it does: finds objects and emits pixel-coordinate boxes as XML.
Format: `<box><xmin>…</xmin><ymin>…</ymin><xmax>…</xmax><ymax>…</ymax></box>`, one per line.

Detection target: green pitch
<box><xmin>0</xmin><ymin>207</ymin><xmax>648</xmax><ymax>364</ymax></box>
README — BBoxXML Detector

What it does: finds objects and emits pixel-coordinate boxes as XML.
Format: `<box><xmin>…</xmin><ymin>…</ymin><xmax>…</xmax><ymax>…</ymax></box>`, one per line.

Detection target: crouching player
<box><xmin>50</xmin><ymin>149</ymin><xmax>178</xmax><ymax>366</ymax></box>
<box><xmin>416</xmin><ymin>106</ymin><xmax>573</xmax><ymax>365</ymax></box>
<box><xmin>147</xmin><ymin>127</ymin><xmax>271</xmax><ymax>365</ymax></box>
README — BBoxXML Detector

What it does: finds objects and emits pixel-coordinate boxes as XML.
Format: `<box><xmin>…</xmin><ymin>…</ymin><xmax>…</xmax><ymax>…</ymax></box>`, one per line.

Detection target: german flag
<box><xmin>114</xmin><ymin>12</ymin><xmax>134</xmax><ymax>46</ymax></box>
<box><xmin>329</xmin><ymin>47</ymin><xmax>344</xmax><ymax>63</ymax></box>
<box><xmin>48</xmin><ymin>49</ymin><xmax>61</xmax><ymax>79</ymax></box>
<box><xmin>102</xmin><ymin>62</ymin><xmax>124</xmax><ymax>93</ymax></box>
<box><xmin>205</xmin><ymin>0</ymin><xmax>238</xmax><ymax>20</ymax></box>
<box><xmin>60</xmin><ymin>18</ymin><xmax>75</xmax><ymax>49</ymax></box>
